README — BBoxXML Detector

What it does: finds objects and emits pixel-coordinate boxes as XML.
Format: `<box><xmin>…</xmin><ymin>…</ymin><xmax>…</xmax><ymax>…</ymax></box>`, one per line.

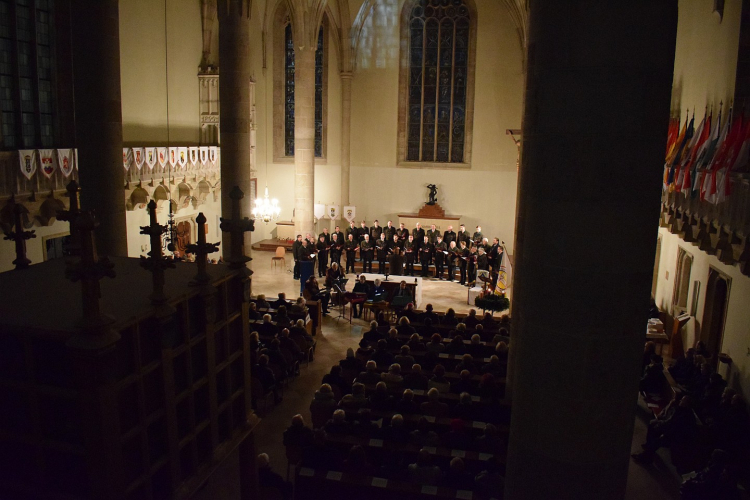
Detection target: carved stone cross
<box><xmin>140</xmin><ymin>200</ymin><xmax>175</xmax><ymax>305</ymax></box>
<box><xmin>185</xmin><ymin>212</ymin><xmax>220</xmax><ymax>285</ymax></box>
<box><xmin>57</xmin><ymin>180</ymin><xmax>81</xmax><ymax>256</ymax></box>
<box><xmin>4</xmin><ymin>202</ymin><xmax>36</xmax><ymax>270</ymax></box>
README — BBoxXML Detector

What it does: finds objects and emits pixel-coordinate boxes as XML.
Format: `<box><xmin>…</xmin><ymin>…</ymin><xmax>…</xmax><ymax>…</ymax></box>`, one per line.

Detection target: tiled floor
<box><xmin>240</xmin><ymin>256</ymin><xmax>683</xmax><ymax>499</ymax></box>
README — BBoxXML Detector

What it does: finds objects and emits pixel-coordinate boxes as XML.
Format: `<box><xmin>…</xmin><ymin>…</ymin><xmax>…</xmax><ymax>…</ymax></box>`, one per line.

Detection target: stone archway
<box><xmin>702</xmin><ymin>268</ymin><xmax>730</xmax><ymax>368</ymax></box>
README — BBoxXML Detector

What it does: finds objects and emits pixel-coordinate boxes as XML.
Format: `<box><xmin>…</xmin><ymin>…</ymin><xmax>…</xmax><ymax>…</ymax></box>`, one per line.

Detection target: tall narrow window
<box><xmin>406</xmin><ymin>0</ymin><xmax>470</xmax><ymax>163</ymax></box>
<box><xmin>0</xmin><ymin>0</ymin><xmax>56</xmax><ymax>150</ymax></box>
<box><xmin>281</xmin><ymin>21</ymin><xmax>325</xmax><ymax>158</ymax></box>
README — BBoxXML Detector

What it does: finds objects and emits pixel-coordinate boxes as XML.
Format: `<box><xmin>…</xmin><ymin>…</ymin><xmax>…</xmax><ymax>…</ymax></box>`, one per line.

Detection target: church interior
<box><xmin>0</xmin><ymin>0</ymin><xmax>749</xmax><ymax>499</ymax></box>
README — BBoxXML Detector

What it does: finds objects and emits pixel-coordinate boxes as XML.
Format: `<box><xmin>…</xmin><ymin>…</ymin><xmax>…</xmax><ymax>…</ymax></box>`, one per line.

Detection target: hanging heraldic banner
<box><xmin>157</xmin><ymin>147</ymin><xmax>168</xmax><ymax>168</ymax></box>
<box><xmin>199</xmin><ymin>146</ymin><xmax>208</xmax><ymax>165</ymax></box>
<box><xmin>208</xmin><ymin>146</ymin><xmax>217</xmax><ymax>165</ymax></box>
<box><xmin>344</xmin><ymin>206</ymin><xmax>356</xmax><ymax>223</ymax></box>
<box><xmin>178</xmin><ymin>147</ymin><xmax>188</xmax><ymax>169</ymax></box>
<box><xmin>19</xmin><ymin>150</ymin><xmax>37</xmax><ymax>180</ymax></box>
<box><xmin>326</xmin><ymin>205</ymin><xmax>340</xmax><ymax>220</ymax></box>
<box><xmin>39</xmin><ymin>149</ymin><xmax>55</xmax><ymax>178</ymax></box>
<box><xmin>123</xmin><ymin>148</ymin><xmax>131</xmax><ymax>171</ymax></box>
<box><xmin>189</xmin><ymin>147</ymin><xmax>198</xmax><ymax>167</ymax></box>
<box><xmin>314</xmin><ymin>204</ymin><xmax>326</xmax><ymax>220</ymax></box>
<box><xmin>133</xmin><ymin>148</ymin><xmax>145</xmax><ymax>171</ymax></box>
<box><xmin>169</xmin><ymin>147</ymin><xmax>178</xmax><ymax>167</ymax></box>
<box><xmin>145</xmin><ymin>147</ymin><xmax>157</xmax><ymax>170</ymax></box>
<box><xmin>57</xmin><ymin>149</ymin><xmax>74</xmax><ymax>177</ymax></box>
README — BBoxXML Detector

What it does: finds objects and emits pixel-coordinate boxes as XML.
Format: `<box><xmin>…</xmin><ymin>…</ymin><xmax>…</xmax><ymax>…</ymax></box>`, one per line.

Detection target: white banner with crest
<box><xmin>123</xmin><ymin>148</ymin><xmax>131</xmax><ymax>170</ymax></box>
<box><xmin>157</xmin><ymin>147</ymin><xmax>168</xmax><ymax>167</ymax></box>
<box><xmin>326</xmin><ymin>204</ymin><xmax>340</xmax><ymax>220</ymax></box>
<box><xmin>189</xmin><ymin>147</ymin><xmax>198</xmax><ymax>166</ymax></box>
<box><xmin>19</xmin><ymin>150</ymin><xmax>37</xmax><ymax>180</ymax></box>
<box><xmin>133</xmin><ymin>147</ymin><xmax>145</xmax><ymax>170</ymax></box>
<box><xmin>343</xmin><ymin>206</ymin><xmax>356</xmax><ymax>223</ymax></box>
<box><xmin>39</xmin><ymin>149</ymin><xmax>55</xmax><ymax>178</ymax></box>
<box><xmin>57</xmin><ymin>148</ymin><xmax>74</xmax><ymax>177</ymax></box>
<box><xmin>199</xmin><ymin>146</ymin><xmax>208</xmax><ymax>165</ymax></box>
<box><xmin>168</xmin><ymin>147</ymin><xmax>178</xmax><ymax>167</ymax></box>
<box><xmin>178</xmin><ymin>147</ymin><xmax>188</xmax><ymax>168</ymax></box>
<box><xmin>145</xmin><ymin>147</ymin><xmax>157</xmax><ymax>169</ymax></box>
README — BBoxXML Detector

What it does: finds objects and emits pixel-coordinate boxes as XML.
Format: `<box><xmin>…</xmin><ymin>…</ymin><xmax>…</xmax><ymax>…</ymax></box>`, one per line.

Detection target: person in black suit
<box><xmin>397</xmin><ymin>222</ymin><xmax>409</xmax><ymax>242</ymax></box>
<box><xmin>333</xmin><ymin>226</ymin><xmax>345</xmax><ymax>245</ymax></box>
<box><xmin>404</xmin><ymin>235</ymin><xmax>416</xmax><ymax>276</ymax></box>
<box><xmin>318</xmin><ymin>228</ymin><xmax>331</xmax><ymax>246</ymax></box>
<box><xmin>346</xmin><ymin>221</ymin><xmax>358</xmax><ymax>242</ymax></box>
<box><xmin>359</xmin><ymin>220</ymin><xmax>370</xmax><ymax>242</ymax></box>
<box><xmin>345</xmin><ymin>234</ymin><xmax>358</xmax><ymax>274</ymax></box>
<box><xmin>420</xmin><ymin>236</ymin><xmax>433</xmax><ymax>277</ymax></box>
<box><xmin>376</xmin><ymin>233</ymin><xmax>388</xmax><ymax>274</ymax></box>
<box><xmin>330</xmin><ymin>233</ymin><xmax>342</xmax><ymax>267</ymax></box>
<box><xmin>292</xmin><ymin>234</ymin><xmax>303</xmax><ymax>279</ymax></box>
<box><xmin>412</xmin><ymin>223</ymin><xmax>425</xmax><ymax>254</ymax></box>
<box><xmin>370</xmin><ymin>220</ymin><xmax>382</xmax><ymax>241</ymax></box>
<box><xmin>389</xmin><ymin>247</ymin><xmax>404</xmax><ymax>275</ymax></box>
<box><xmin>443</xmin><ymin>225</ymin><xmax>457</xmax><ymax>245</ymax></box>
<box><xmin>384</xmin><ymin>220</ymin><xmax>396</xmax><ymax>241</ymax></box>
<box><xmin>316</xmin><ymin>235</ymin><xmax>329</xmax><ymax>277</ymax></box>
<box><xmin>434</xmin><ymin>235</ymin><xmax>447</xmax><ymax>279</ymax></box>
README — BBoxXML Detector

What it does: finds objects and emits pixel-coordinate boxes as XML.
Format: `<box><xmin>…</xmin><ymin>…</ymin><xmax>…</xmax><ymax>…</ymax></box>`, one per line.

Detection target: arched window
<box><xmin>673</xmin><ymin>248</ymin><xmax>693</xmax><ymax>315</ymax></box>
<box><xmin>398</xmin><ymin>0</ymin><xmax>476</xmax><ymax>166</ymax></box>
<box><xmin>274</xmin><ymin>9</ymin><xmax>327</xmax><ymax>162</ymax></box>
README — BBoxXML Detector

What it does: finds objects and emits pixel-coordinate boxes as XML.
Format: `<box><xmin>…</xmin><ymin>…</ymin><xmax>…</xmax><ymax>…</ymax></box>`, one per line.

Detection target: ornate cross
<box><xmin>4</xmin><ymin>201</ymin><xmax>36</xmax><ymax>270</ymax></box>
<box><xmin>220</xmin><ymin>186</ymin><xmax>254</xmax><ymax>270</ymax></box>
<box><xmin>185</xmin><ymin>212</ymin><xmax>220</xmax><ymax>285</ymax></box>
<box><xmin>57</xmin><ymin>180</ymin><xmax>81</xmax><ymax>256</ymax></box>
<box><xmin>140</xmin><ymin>200</ymin><xmax>175</xmax><ymax>305</ymax></box>
<box><xmin>65</xmin><ymin>212</ymin><xmax>116</xmax><ymax>332</ymax></box>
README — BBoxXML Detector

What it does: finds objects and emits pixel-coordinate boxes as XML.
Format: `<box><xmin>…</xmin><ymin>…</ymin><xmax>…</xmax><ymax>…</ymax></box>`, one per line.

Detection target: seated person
<box><xmin>445</xmin><ymin>335</ymin><xmax>466</xmax><ymax>355</ymax></box>
<box><xmin>339</xmin><ymin>347</ymin><xmax>363</xmax><ymax>372</ymax></box>
<box><xmin>341</xmin><ymin>445</ymin><xmax>375</xmax><ymax>476</ymax></box>
<box><xmin>420</xmin><ymin>387</ymin><xmax>449</xmax><ymax>417</ymax></box>
<box><xmin>381</xmin><ymin>363</ymin><xmax>403</xmax><ymax>385</ymax></box>
<box><xmin>385</xmin><ymin>328</ymin><xmax>402</xmax><ymax>350</ymax></box>
<box><xmin>410</xmin><ymin>417</ymin><xmax>441</xmax><ymax>447</ymax></box>
<box><xmin>640</xmin><ymin>354</ymin><xmax>667</xmax><ymax>395</ymax></box>
<box><xmin>304</xmin><ymin>276</ymin><xmax>330</xmax><ymax>315</ymax></box>
<box><xmin>253</xmin><ymin>354</ymin><xmax>282</xmax><ymax>404</ymax></box>
<box><xmin>451</xmin><ymin>370</ymin><xmax>475</xmax><ymax>395</ymax></box>
<box><xmin>275</xmin><ymin>305</ymin><xmax>292</xmax><ymax>330</ymax></box>
<box><xmin>444</xmin><ymin>457</ymin><xmax>474</xmax><ymax>490</ymax></box>
<box><xmin>266</xmin><ymin>338</ymin><xmax>291</xmax><ymax>378</ymax></box>
<box><xmin>399</xmin><ymin>302</ymin><xmax>418</xmax><ymax>323</ymax></box>
<box><xmin>376</xmin><ymin>311</ymin><xmax>390</xmax><ymax>327</ymax></box>
<box><xmin>248</xmin><ymin>301</ymin><xmax>261</xmax><ymax>320</ymax></box>
<box><xmin>339</xmin><ymin>382</ymin><xmax>368</xmax><ymax>410</ymax></box>
<box><xmin>392</xmin><ymin>280</ymin><xmax>413</xmax><ymax>307</ymax></box>
<box><xmin>426</xmin><ymin>333</ymin><xmax>445</xmax><ymax>354</ymax></box>
<box><xmin>271</xmin><ymin>292</ymin><xmax>289</xmax><ymax>310</ymax></box>
<box><xmin>355</xmin><ymin>338</ymin><xmax>374</xmax><ymax>362</ymax></box>
<box><xmin>257</xmin><ymin>314</ymin><xmax>277</xmax><ymax>338</ymax></box>
<box><xmin>463</xmin><ymin>309</ymin><xmax>480</xmax><ymax>328</ymax></box>
<box><xmin>363</xmin><ymin>321</ymin><xmax>384</xmax><ymax>343</ymax></box>
<box><xmin>449</xmin><ymin>322</ymin><xmax>467</xmax><ymax>339</ymax></box>
<box><xmin>309</xmin><ymin>384</ymin><xmax>338</xmax><ymax>428</ymax></box>
<box><xmin>291</xmin><ymin>297</ymin><xmax>308</xmax><ymax>315</ymax></box>
<box><xmin>474</xmin><ymin>458</ymin><xmax>505</xmax><ymax>498</ymax></box>
<box><xmin>482</xmin><ymin>354</ymin><xmax>506</xmax><ymax>378</ymax></box>
<box><xmin>351</xmin><ymin>408</ymin><xmax>379</xmax><ymax>437</ymax></box>
<box><xmin>350</xmin><ymin>275</ymin><xmax>370</xmax><ymax>318</ymax></box>
<box><xmin>322</xmin><ymin>365</ymin><xmax>350</xmax><ymax>396</ymax></box>
<box><xmin>474</xmin><ymin>423</ymin><xmax>505</xmax><ymax>454</ymax></box>
<box><xmin>255</xmin><ymin>294</ymin><xmax>271</xmax><ymax>310</ymax></box>
<box><xmin>404</xmin><ymin>363</ymin><xmax>429</xmax><ymax>390</ymax></box>
<box><xmin>452</xmin><ymin>392</ymin><xmax>477</xmax><ymax>421</ymax></box>
<box><xmin>417</xmin><ymin>304</ymin><xmax>440</xmax><ymax>325</ymax></box>
<box><xmin>371</xmin><ymin>278</ymin><xmax>386</xmax><ymax>301</ymax></box>
<box><xmin>443</xmin><ymin>418</ymin><xmax>473</xmax><ymax>451</ymax></box>
<box><xmin>283</xmin><ymin>414</ymin><xmax>314</xmax><ymax>449</ymax></box>
<box><xmin>354</xmin><ymin>360</ymin><xmax>382</xmax><ymax>386</ymax></box>
<box><xmin>467</xmin><ymin>334</ymin><xmax>485</xmax><ymax>358</ymax></box>
<box><xmin>396</xmin><ymin>316</ymin><xmax>416</xmax><ymax>337</ymax></box>
<box><xmin>289</xmin><ymin>319</ymin><xmax>315</xmax><ymax>351</ymax></box>
<box><xmin>478</xmin><ymin>373</ymin><xmax>502</xmax><ymax>400</ymax></box>
<box><xmin>380</xmin><ymin>413</ymin><xmax>410</xmax><ymax>442</ymax></box>
<box><xmin>395</xmin><ymin>345</ymin><xmax>416</xmax><ymax>368</ymax></box>
<box><xmin>407</xmin><ymin>333</ymin><xmax>426</xmax><ymax>352</ymax></box>
<box><xmin>325</xmin><ymin>262</ymin><xmax>343</xmax><ymax>289</ymax></box>
<box><xmin>324</xmin><ymin>409</ymin><xmax>351</xmax><ymax>435</ymax></box>
<box><xmin>455</xmin><ymin>353</ymin><xmax>479</xmax><ymax>375</ymax></box>
<box><xmin>371</xmin><ymin>339</ymin><xmax>395</xmax><ymax>367</ymax></box>
<box><xmin>481</xmin><ymin>312</ymin><xmax>498</xmax><ymax>331</ymax></box>
<box><xmin>428</xmin><ymin>364</ymin><xmax>451</xmax><ymax>393</ymax></box>
<box><xmin>632</xmin><ymin>396</ymin><xmax>699</xmax><ymax>464</ymax></box>
<box><xmin>280</xmin><ymin>328</ymin><xmax>305</xmax><ymax>365</ymax></box>
<box><xmin>669</xmin><ymin>348</ymin><xmax>697</xmax><ymax>385</ymax></box>
<box><xmin>408</xmin><ymin>449</ymin><xmax>442</xmax><ymax>486</ymax></box>
<box><xmin>395</xmin><ymin>389</ymin><xmax>420</xmax><ymax>415</ymax></box>
<box><xmin>369</xmin><ymin>381</ymin><xmax>395</xmax><ymax>411</ymax></box>
<box><xmin>257</xmin><ymin>453</ymin><xmax>292</xmax><ymax>500</ymax></box>
<box><xmin>442</xmin><ymin>308</ymin><xmax>458</xmax><ymax>327</ymax></box>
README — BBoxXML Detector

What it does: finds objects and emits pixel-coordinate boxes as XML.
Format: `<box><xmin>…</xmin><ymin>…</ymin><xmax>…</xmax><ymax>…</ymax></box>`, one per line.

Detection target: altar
<box><xmin>358</xmin><ymin>274</ymin><xmax>423</xmax><ymax>307</ymax></box>
<box><xmin>275</xmin><ymin>220</ymin><xmax>295</xmax><ymax>240</ymax></box>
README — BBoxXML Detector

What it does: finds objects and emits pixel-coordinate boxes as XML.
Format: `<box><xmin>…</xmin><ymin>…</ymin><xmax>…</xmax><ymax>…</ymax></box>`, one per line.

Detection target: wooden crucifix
<box><xmin>140</xmin><ymin>200</ymin><xmax>175</xmax><ymax>305</ymax></box>
<box><xmin>4</xmin><ymin>201</ymin><xmax>36</xmax><ymax>270</ymax></box>
<box><xmin>185</xmin><ymin>212</ymin><xmax>220</xmax><ymax>286</ymax></box>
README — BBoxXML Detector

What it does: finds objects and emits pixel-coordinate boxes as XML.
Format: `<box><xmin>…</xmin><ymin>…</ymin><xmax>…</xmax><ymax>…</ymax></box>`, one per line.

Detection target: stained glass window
<box><xmin>0</xmin><ymin>0</ymin><xmax>56</xmax><ymax>150</ymax></box>
<box><xmin>284</xmin><ymin>23</ymin><xmax>325</xmax><ymax>158</ymax></box>
<box><xmin>406</xmin><ymin>0</ymin><xmax>469</xmax><ymax>163</ymax></box>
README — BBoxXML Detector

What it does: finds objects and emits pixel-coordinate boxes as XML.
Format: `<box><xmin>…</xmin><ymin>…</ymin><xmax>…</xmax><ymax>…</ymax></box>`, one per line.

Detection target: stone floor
<box><xmin>196</xmin><ymin>256</ymin><xmax>687</xmax><ymax>499</ymax></box>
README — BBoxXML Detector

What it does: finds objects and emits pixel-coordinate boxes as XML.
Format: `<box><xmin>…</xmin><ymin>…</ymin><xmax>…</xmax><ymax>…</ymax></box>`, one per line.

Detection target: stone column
<box><xmin>294</xmin><ymin>45</ymin><xmax>316</xmax><ymax>237</ymax></box>
<box><xmin>504</xmin><ymin>2</ymin><xmax>677</xmax><ymax>499</ymax></box>
<box><xmin>340</xmin><ymin>71</ymin><xmax>352</xmax><ymax>206</ymax></box>
<box><xmin>218</xmin><ymin>0</ymin><xmax>254</xmax><ymax>260</ymax></box>
<box><xmin>70</xmin><ymin>0</ymin><xmax>127</xmax><ymax>256</ymax></box>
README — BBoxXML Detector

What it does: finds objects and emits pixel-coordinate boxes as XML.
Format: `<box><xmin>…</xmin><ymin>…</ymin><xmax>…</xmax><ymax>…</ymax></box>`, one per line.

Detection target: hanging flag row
<box><xmin>123</xmin><ymin>146</ymin><xmax>220</xmax><ymax>171</ymax></box>
<box><xmin>18</xmin><ymin>149</ymin><xmax>77</xmax><ymax>181</ymax></box>
<box><xmin>663</xmin><ymin>104</ymin><xmax>750</xmax><ymax>204</ymax></box>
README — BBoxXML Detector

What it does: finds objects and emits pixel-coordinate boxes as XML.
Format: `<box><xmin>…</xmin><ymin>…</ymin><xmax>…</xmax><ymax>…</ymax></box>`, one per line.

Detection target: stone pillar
<box><xmin>504</xmin><ymin>2</ymin><xmax>677</xmax><ymax>499</ymax></box>
<box><xmin>70</xmin><ymin>0</ymin><xmax>127</xmax><ymax>257</ymax></box>
<box><xmin>294</xmin><ymin>45</ymin><xmax>316</xmax><ymax>237</ymax></box>
<box><xmin>340</xmin><ymin>72</ymin><xmax>352</xmax><ymax>206</ymax></box>
<box><xmin>218</xmin><ymin>0</ymin><xmax>254</xmax><ymax>260</ymax></box>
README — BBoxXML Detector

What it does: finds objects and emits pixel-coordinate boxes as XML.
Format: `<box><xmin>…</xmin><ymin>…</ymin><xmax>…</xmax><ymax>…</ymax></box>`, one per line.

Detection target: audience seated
<box><xmin>283</xmin><ymin>414</ymin><xmax>314</xmax><ymax>449</ymax></box>
<box><xmin>475</xmin><ymin>424</ymin><xmax>504</xmax><ymax>454</ymax></box>
<box><xmin>407</xmin><ymin>333</ymin><xmax>426</xmax><ymax>352</ymax></box>
<box><xmin>352</xmin><ymin>408</ymin><xmax>379</xmax><ymax>437</ymax></box>
<box><xmin>428</xmin><ymin>364</ymin><xmax>451</xmax><ymax>394</ymax></box>
<box><xmin>291</xmin><ymin>297</ymin><xmax>308</xmax><ymax>315</ymax></box>
<box><xmin>426</xmin><ymin>333</ymin><xmax>445</xmax><ymax>354</ymax></box>
<box><xmin>324</xmin><ymin>409</ymin><xmax>351</xmax><ymax>435</ymax></box>
<box><xmin>451</xmin><ymin>392</ymin><xmax>476</xmax><ymax>421</ymax></box>
<box><xmin>445</xmin><ymin>335</ymin><xmax>466</xmax><ymax>355</ymax></box>
<box><xmin>271</xmin><ymin>292</ymin><xmax>288</xmax><ymax>310</ymax></box>
<box><xmin>442</xmin><ymin>308</ymin><xmax>458</xmax><ymax>327</ymax></box>
<box><xmin>380</xmin><ymin>413</ymin><xmax>411</xmax><ymax>442</ymax></box>
<box><xmin>395</xmin><ymin>389</ymin><xmax>420</xmax><ymax>415</ymax></box>
<box><xmin>474</xmin><ymin>458</ymin><xmax>505</xmax><ymax>498</ymax></box>
<box><xmin>257</xmin><ymin>453</ymin><xmax>292</xmax><ymax>500</ymax></box>
<box><xmin>322</xmin><ymin>365</ymin><xmax>349</xmax><ymax>396</ymax></box>
<box><xmin>403</xmin><ymin>364</ymin><xmax>429</xmax><ymax>391</ymax></box>
<box><xmin>355</xmin><ymin>361</ymin><xmax>382</xmax><ymax>386</ymax></box>
<box><xmin>339</xmin><ymin>383</ymin><xmax>368</xmax><ymax>410</ymax></box>
<box><xmin>371</xmin><ymin>339</ymin><xmax>396</xmax><ymax>367</ymax></box>
<box><xmin>385</xmin><ymin>328</ymin><xmax>402</xmax><ymax>350</ymax></box>
<box><xmin>632</xmin><ymin>396</ymin><xmax>699</xmax><ymax>464</ymax></box>
<box><xmin>381</xmin><ymin>363</ymin><xmax>403</xmax><ymax>385</ymax></box>
<box><xmin>339</xmin><ymin>347</ymin><xmax>363</xmax><ymax>372</ymax></box>
<box><xmin>395</xmin><ymin>345</ymin><xmax>415</xmax><ymax>368</ymax></box>
<box><xmin>451</xmin><ymin>370</ymin><xmax>474</xmax><ymax>395</ymax></box>
<box><xmin>680</xmin><ymin>449</ymin><xmax>741</xmax><ymax>500</ymax></box>
<box><xmin>363</xmin><ymin>321</ymin><xmax>384</xmax><ymax>343</ymax></box>
<box><xmin>640</xmin><ymin>354</ymin><xmax>667</xmax><ymax>395</ymax></box>
<box><xmin>258</xmin><ymin>314</ymin><xmax>277</xmax><ymax>338</ymax></box>
<box><xmin>669</xmin><ymin>348</ymin><xmax>697</xmax><ymax>385</ymax></box>
<box><xmin>481</xmin><ymin>312</ymin><xmax>498</xmax><ymax>331</ymax></box>
<box><xmin>455</xmin><ymin>353</ymin><xmax>478</xmax><ymax>374</ymax></box>
<box><xmin>369</xmin><ymin>381</ymin><xmax>395</xmax><ymax>412</ymax></box>
<box><xmin>280</xmin><ymin>328</ymin><xmax>305</xmax><ymax>365</ymax></box>
<box><xmin>397</xmin><ymin>316</ymin><xmax>417</xmax><ymax>337</ymax></box>
<box><xmin>410</xmin><ymin>417</ymin><xmax>441</xmax><ymax>447</ymax></box>
<box><xmin>421</xmin><ymin>388</ymin><xmax>449</xmax><ymax>417</ymax></box>
<box><xmin>448</xmin><ymin>323</ymin><xmax>467</xmax><ymax>339</ymax></box>
<box><xmin>248</xmin><ymin>301</ymin><xmax>260</xmax><ymax>320</ymax></box>
<box><xmin>407</xmin><ymin>449</ymin><xmax>443</xmax><ymax>485</ymax></box>
<box><xmin>417</xmin><ymin>304</ymin><xmax>440</xmax><ymax>325</ymax></box>
<box><xmin>642</xmin><ymin>341</ymin><xmax>657</xmax><ymax>374</ymax></box>
<box><xmin>376</xmin><ymin>311</ymin><xmax>390</xmax><ymax>327</ymax></box>
<box><xmin>301</xmin><ymin>429</ymin><xmax>342</xmax><ymax>469</ymax></box>
<box><xmin>444</xmin><ymin>457</ymin><xmax>474</xmax><ymax>490</ymax></box>
<box><xmin>463</xmin><ymin>309</ymin><xmax>480</xmax><ymax>328</ymax></box>
<box><xmin>482</xmin><ymin>355</ymin><xmax>505</xmax><ymax>378</ymax></box>
<box><xmin>256</xmin><ymin>294</ymin><xmax>270</xmax><ymax>309</ymax></box>
<box><xmin>443</xmin><ymin>418</ymin><xmax>473</xmax><ymax>450</ymax></box>
<box><xmin>355</xmin><ymin>338</ymin><xmax>374</xmax><ymax>362</ymax></box>
<box><xmin>341</xmin><ymin>445</ymin><xmax>376</xmax><ymax>476</ymax></box>
<box><xmin>309</xmin><ymin>383</ymin><xmax>338</xmax><ymax>428</ymax></box>
<box><xmin>253</xmin><ymin>354</ymin><xmax>282</xmax><ymax>404</ymax></box>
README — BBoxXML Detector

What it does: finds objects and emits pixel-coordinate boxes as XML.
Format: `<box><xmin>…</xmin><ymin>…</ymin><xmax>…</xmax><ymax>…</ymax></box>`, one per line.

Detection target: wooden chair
<box><xmin>271</xmin><ymin>246</ymin><xmax>286</xmax><ymax>271</ymax></box>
